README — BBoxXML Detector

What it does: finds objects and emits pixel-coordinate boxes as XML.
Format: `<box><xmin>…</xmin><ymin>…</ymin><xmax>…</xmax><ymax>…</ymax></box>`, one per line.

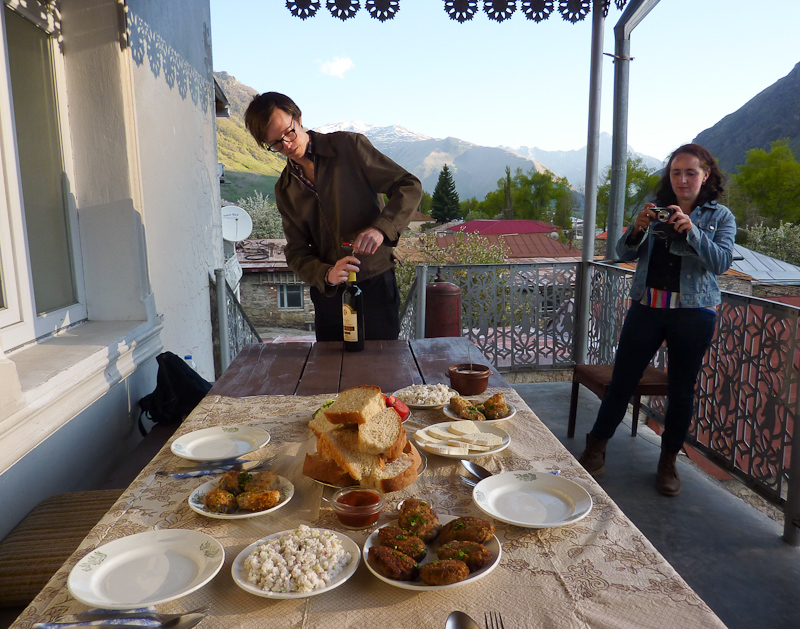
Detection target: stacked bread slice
<box><xmin>303</xmin><ymin>385</ymin><xmax>421</xmax><ymax>492</ymax></box>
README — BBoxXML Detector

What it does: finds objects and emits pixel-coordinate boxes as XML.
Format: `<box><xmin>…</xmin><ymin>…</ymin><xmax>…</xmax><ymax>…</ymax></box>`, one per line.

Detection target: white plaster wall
<box><xmin>127</xmin><ymin>0</ymin><xmax>224</xmax><ymax>382</ymax></box>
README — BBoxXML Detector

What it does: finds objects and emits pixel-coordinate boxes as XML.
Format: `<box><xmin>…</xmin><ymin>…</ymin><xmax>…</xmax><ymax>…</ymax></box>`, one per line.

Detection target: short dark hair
<box><xmin>244</xmin><ymin>92</ymin><xmax>302</xmax><ymax>148</ymax></box>
<box><xmin>655</xmin><ymin>143</ymin><xmax>724</xmax><ymax>208</ymax></box>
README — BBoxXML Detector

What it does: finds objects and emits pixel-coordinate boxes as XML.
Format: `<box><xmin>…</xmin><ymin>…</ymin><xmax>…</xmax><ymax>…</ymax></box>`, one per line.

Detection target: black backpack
<box><xmin>138</xmin><ymin>351</ymin><xmax>212</xmax><ymax>436</ymax></box>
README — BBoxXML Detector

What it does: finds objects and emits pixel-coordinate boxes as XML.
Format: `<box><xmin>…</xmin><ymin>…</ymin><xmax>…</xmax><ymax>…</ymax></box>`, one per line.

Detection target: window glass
<box><xmin>5</xmin><ymin>7</ymin><xmax>76</xmax><ymax>314</ymax></box>
<box><xmin>278</xmin><ymin>285</ymin><xmax>303</xmax><ymax>309</ymax></box>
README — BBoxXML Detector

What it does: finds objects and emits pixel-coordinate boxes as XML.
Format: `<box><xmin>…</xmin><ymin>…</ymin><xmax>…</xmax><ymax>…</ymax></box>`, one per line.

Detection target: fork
<box><xmin>70</xmin><ymin>604</ymin><xmax>210</xmax><ymax>624</ymax></box>
<box><xmin>485</xmin><ymin>611</ymin><xmax>505</xmax><ymax>629</ymax></box>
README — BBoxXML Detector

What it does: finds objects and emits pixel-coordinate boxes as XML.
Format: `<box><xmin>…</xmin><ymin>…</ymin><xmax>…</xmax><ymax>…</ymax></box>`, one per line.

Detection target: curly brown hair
<box><xmin>654</xmin><ymin>143</ymin><xmax>724</xmax><ymax>208</ymax></box>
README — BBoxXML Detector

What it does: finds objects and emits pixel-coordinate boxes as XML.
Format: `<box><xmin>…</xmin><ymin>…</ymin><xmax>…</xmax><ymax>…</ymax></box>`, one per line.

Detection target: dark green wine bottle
<box><xmin>342</xmin><ymin>270</ymin><xmax>364</xmax><ymax>352</ymax></box>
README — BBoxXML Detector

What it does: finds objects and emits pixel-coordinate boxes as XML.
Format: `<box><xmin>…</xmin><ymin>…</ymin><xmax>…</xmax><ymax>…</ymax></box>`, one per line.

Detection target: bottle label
<box><xmin>342</xmin><ymin>304</ymin><xmax>358</xmax><ymax>342</ymax></box>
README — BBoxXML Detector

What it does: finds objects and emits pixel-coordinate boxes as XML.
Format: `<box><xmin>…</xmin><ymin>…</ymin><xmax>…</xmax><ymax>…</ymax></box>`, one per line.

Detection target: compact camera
<box><xmin>653</xmin><ymin>207</ymin><xmax>674</xmax><ymax>223</ymax></box>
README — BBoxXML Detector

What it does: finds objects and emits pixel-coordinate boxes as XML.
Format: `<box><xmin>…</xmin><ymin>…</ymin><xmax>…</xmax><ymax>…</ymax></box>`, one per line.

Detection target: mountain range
<box><xmin>693</xmin><ymin>60</ymin><xmax>800</xmax><ymax>174</ymax></box>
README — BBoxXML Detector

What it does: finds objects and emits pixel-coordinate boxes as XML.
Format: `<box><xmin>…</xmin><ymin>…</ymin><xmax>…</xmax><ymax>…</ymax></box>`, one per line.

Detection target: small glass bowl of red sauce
<box><xmin>331</xmin><ymin>486</ymin><xmax>385</xmax><ymax>529</ymax></box>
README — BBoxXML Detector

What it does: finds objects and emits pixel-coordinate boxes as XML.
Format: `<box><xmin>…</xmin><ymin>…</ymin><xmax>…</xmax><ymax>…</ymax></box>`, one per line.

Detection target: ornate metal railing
<box><xmin>402</xmin><ymin>261</ymin><xmax>800</xmax><ymax>535</ymax></box>
<box><xmin>400</xmin><ymin>262</ymin><xmax>579</xmax><ymax>370</ymax></box>
<box><xmin>211</xmin><ymin>270</ymin><xmax>261</xmax><ymax>378</ymax></box>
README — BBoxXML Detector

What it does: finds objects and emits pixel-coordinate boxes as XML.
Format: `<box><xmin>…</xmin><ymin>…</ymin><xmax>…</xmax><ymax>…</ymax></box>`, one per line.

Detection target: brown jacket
<box><xmin>275</xmin><ymin>131</ymin><xmax>422</xmax><ymax>295</ymax></box>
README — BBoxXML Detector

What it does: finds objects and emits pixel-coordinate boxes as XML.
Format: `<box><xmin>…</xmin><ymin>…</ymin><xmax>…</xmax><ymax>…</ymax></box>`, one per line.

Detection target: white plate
<box><xmin>188</xmin><ymin>475</ymin><xmax>294</xmax><ymax>519</ymax></box>
<box><xmin>473</xmin><ymin>471</ymin><xmax>593</xmax><ymax>528</ymax></box>
<box><xmin>442</xmin><ymin>402</ymin><xmax>516</xmax><ymax>424</ymax></box>
<box><xmin>171</xmin><ymin>426</ymin><xmax>270</xmax><ymax>462</ymax></box>
<box><xmin>67</xmin><ymin>529</ymin><xmax>224</xmax><ymax>608</ymax></box>
<box><xmin>412</xmin><ymin>422</ymin><xmax>510</xmax><ymax>459</ymax></box>
<box><xmin>310</xmin><ymin>450</ymin><xmax>428</xmax><ymax>489</ymax></box>
<box><xmin>393</xmin><ymin>385</ymin><xmax>458</xmax><ymax>410</ymax></box>
<box><xmin>232</xmin><ymin>529</ymin><xmax>360</xmax><ymax>599</ymax></box>
<box><xmin>363</xmin><ymin>515</ymin><xmax>501</xmax><ymax>590</ymax></box>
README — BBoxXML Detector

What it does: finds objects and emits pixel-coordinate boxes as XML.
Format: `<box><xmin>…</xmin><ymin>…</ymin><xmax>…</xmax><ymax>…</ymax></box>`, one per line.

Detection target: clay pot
<box><xmin>447</xmin><ymin>363</ymin><xmax>491</xmax><ymax>395</ymax></box>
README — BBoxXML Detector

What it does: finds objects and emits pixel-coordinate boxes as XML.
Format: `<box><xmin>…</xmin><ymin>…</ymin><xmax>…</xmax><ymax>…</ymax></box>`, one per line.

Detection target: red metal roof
<box><xmin>447</xmin><ymin>219</ymin><xmax>558</xmax><ymax>235</ymax></box>
<box><xmin>436</xmin><ymin>232</ymin><xmax>580</xmax><ymax>259</ymax></box>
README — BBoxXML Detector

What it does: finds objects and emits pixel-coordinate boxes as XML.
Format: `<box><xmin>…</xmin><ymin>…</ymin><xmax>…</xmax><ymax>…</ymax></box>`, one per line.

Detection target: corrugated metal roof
<box><xmin>237</xmin><ymin>239</ymin><xmax>291</xmax><ymax>273</ymax></box>
<box><xmin>731</xmin><ymin>244</ymin><xmax>800</xmax><ymax>285</ymax></box>
<box><xmin>436</xmin><ymin>232</ymin><xmax>580</xmax><ymax>258</ymax></box>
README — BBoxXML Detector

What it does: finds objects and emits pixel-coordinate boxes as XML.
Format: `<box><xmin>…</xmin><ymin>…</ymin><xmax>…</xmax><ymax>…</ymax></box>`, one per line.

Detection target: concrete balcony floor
<box><xmin>513</xmin><ymin>381</ymin><xmax>800</xmax><ymax>629</ymax></box>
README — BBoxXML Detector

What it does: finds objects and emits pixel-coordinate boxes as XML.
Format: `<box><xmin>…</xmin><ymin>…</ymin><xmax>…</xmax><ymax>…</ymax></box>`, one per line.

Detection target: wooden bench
<box><xmin>568</xmin><ymin>364</ymin><xmax>669</xmax><ymax>438</ymax></box>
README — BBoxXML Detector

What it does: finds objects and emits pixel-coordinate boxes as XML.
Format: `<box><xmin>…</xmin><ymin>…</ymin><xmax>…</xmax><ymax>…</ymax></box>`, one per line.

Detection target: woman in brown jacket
<box><xmin>245</xmin><ymin>92</ymin><xmax>422</xmax><ymax>341</ymax></box>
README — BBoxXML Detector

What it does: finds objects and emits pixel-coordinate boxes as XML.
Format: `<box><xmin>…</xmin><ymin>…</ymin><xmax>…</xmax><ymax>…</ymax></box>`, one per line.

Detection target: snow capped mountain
<box><xmin>313</xmin><ymin>121</ymin><xmax>433</xmax><ymax>144</ymax></box>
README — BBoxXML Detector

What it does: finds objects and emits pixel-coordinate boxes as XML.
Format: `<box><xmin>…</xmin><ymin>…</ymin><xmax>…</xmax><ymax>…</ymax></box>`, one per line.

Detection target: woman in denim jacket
<box><xmin>578</xmin><ymin>143</ymin><xmax>736</xmax><ymax>496</ymax></box>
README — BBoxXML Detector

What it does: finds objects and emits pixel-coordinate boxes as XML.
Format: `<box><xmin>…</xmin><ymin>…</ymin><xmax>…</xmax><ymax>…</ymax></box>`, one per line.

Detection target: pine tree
<box><xmin>431</xmin><ymin>164</ymin><xmax>460</xmax><ymax>223</ymax></box>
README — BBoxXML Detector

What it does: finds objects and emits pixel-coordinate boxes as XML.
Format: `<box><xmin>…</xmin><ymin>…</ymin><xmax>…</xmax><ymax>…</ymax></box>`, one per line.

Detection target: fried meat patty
<box><xmin>438</xmin><ymin>516</ymin><xmax>494</xmax><ymax>544</ymax></box>
<box><xmin>398</xmin><ymin>499</ymin><xmax>441</xmax><ymax>542</ymax></box>
<box><xmin>368</xmin><ymin>545</ymin><xmax>419</xmax><ymax>581</ymax></box>
<box><xmin>377</xmin><ymin>525</ymin><xmax>427</xmax><ymax>562</ymax></box>
<box><xmin>204</xmin><ymin>488</ymin><xmax>237</xmax><ymax>513</ymax></box>
<box><xmin>437</xmin><ymin>540</ymin><xmax>493</xmax><ymax>571</ymax></box>
<box><xmin>419</xmin><ymin>559</ymin><xmax>470</xmax><ymax>586</ymax></box>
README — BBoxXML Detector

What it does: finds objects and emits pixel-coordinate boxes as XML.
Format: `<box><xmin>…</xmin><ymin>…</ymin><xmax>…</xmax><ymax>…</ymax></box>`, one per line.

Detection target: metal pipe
<box><xmin>607</xmin><ymin>0</ymin><xmax>662</xmax><ymax>255</ymax></box>
<box><xmin>575</xmin><ymin>0</ymin><xmax>605</xmax><ymax>364</ymax></box>
<box><xmin>415</xmin><ymin>265</ymin><xmax>428</xmax><ymax>339</ymax></box>
<box><xmin>784</xmin><ymin>309</ymin><xmax>800</xmax><ymax>545</ymax></box>
<box><xmin>215</xmin><ymin>268</ymin><xmax>231</xmax><ymax>372</ymax></box>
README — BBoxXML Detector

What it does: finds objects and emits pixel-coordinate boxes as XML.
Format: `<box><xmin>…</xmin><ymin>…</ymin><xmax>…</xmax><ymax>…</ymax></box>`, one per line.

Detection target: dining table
<box><xmin>10</xmin><ymin>338</ymin><xmax>728</xmax><ymax>629</ymax></box>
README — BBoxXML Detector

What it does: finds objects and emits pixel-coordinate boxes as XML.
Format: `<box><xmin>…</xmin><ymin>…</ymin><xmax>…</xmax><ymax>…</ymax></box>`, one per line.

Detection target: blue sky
<box><xmin>210</xmin><ymin>0</ymin><xmax>800</xmax><ymax>163</ymax></box>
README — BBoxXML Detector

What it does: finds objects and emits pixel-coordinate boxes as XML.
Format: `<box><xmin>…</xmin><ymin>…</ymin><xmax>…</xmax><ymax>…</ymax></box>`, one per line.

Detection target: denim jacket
<box><xmin>617</xmin><ymin>201</ymin><xmax>737</xmax><ymax>308</ymax></box>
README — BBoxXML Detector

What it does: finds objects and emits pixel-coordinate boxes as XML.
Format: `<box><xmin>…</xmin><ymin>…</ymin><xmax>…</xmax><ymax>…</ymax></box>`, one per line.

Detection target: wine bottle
<box><xmin>342</xmin><ymin>270</ymin><xmax>364</xmax><ymax>352</ymax></box>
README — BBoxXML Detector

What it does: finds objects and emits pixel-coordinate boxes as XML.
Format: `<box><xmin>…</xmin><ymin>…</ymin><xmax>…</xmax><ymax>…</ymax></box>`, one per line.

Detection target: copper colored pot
<box><xmin>447</xmin><ymin>363</ymin><xmax>491</xmax><ymax>395</ymax></box>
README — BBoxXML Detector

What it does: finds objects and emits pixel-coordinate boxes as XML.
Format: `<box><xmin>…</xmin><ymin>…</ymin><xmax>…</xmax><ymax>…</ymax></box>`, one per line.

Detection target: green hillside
<box><xmin>215</xmin><ymin>71</ymin><xmax>284</xmax><ymax>202</ymax></box>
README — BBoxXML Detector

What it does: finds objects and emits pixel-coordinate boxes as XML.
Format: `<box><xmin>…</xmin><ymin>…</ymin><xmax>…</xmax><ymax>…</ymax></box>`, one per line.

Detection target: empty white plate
<box><xmin>68</xmin><ymin>529</ymin><xmax>224</xmax><ymax>608</ymax></box>
<box><xmin>473</xmin><ymin>471</ymin><xmax>592</xmax><ymax>528</ymax></box>
<box><xmin>171</xmin><ymin>426</ymin><xmax>270</xmax><ymax>462</ymax></box>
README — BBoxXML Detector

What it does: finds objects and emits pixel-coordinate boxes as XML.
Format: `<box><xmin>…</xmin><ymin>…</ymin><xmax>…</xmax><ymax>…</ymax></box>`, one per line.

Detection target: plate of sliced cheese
<box><xmin>413</xmin><ymin>420</ymin><xmax>510</xmax><ymax>459</ymax></box>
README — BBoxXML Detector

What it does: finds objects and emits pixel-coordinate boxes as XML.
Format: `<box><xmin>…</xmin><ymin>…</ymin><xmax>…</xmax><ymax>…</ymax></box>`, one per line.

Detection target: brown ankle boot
<box><xmin>657</xmin><ymin>449</ymin><xmax>681</xmax><ymax>496</ymax></box>
<box><xmin>578</xmin><ymin>434</ymin><xmax>608</xmax><ymax>477</ymax></box>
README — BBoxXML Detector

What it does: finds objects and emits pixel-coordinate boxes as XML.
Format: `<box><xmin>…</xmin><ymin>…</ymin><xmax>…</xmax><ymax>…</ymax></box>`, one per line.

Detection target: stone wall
<box><xmin>240</xmin><ymin>274</ymin><xmax>314</xmax><ymax>328</ymax></box>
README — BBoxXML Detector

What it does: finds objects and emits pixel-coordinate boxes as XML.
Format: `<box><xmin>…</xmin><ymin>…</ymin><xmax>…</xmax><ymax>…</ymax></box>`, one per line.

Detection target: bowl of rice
<box><xmin>232</xmin><ymin>524</ymin><xmax>359</xmax><ymax>599</ymax></box>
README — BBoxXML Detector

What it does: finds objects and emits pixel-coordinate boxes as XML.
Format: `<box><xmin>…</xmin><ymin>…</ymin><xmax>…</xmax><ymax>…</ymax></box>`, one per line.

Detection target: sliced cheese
<box><xmin>427</xmin><ymin>426</ymin><xmax>453</xmax><ymax>441</ymax></box>
<box><xmin>465</xmin><ymin>442</ymin><xmax>492</xmax><ymax>452</ymax></box>
<box><xmin>460</xmin><ymin>432</ymin><xmax>503</xmax><ymax>446</ymax></box>
<box><xmin>426</xmin><ymin>443</ymin><xmax>470</xmax><ymax>456</ymax></box>
<box><xmin>416</xmin><ymin>430</ymin><xmax>446</xmax><ymax>444</ymax></box>
<box><xmin>447</xmin><ymin>420</ymin><xmax>479</xmax><ymax>436</ymax></box>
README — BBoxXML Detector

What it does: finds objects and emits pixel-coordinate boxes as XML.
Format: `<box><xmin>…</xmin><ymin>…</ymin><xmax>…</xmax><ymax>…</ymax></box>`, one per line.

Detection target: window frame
<box><xmin>277</xmin><ymin>284</ymin><xmax>303</xmax><ymax>309</ymax></box>
<box><xmin>0</xmin><ymin>4</ymin><xmax>87</xmax><ymax>351</ymax></box>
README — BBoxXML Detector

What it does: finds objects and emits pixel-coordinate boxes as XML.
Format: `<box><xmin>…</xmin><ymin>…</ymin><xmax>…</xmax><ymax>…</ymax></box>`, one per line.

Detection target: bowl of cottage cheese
<box><xmin>232</xmin><ymin>524</ymin><xmax>359</xmax><ymax>599</ymax></box>
<box><xmin>393</xmin><ymin>384</ymin><xmax>457</xmax><ymax>409</ymax></box>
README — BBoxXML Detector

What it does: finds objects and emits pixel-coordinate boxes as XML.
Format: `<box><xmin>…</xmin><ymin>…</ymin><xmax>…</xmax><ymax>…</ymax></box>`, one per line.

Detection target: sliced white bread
<box><xmin>323</xmin><ymin>385</ymin><xmax>385</xmax><ymax>425</ymax></box>
<box><xmin>358</xmin><ymin>407</ymin><xmax>406</xmax><ymax>459</ymax></box>
<box><xmin>363</xmin><ymin>442</ymin><xmax>421</xmax><ymax>493</ymax></box>
<box><xmin>302</xmin><ymin>453</ymin><xmax>355</xmax><ymax>486</ymax></box>
<box><xmin>318</xmin><ymin>427</ymin><xmax>385</xmax><ymax>480</ymax></box>
<box><xmin>308</xmin><ymin>405</ymin><xmax>341</xmax><ymax>438</ymax></box>
<box><xmin>447</xmin><ymin>420</ymin><xmax>479</xmax><ymax>436</ymax></box>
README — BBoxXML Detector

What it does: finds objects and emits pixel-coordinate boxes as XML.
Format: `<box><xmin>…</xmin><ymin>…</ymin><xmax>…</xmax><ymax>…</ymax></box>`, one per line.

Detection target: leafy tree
<box><xmin>418</xmin><ymin>190</ymin><xmax>433</xmax><ymax>218</ymax></box>
<box><xmin>741</xmin><ymin>221</ymin><xmax>800</xmax><ymax>265</ymax></box>
<box><xmin>235</xmin><ymin>192</ymin><xmax>284</xmax><ymax>238</ymax></box>
<box><xmin>395</xmin><ymin>231</ymin><xmax>509</xmax><ymax>304</ymax></box>
<box><xmin>430</xmin><ymin>164</ymin><xmax>461</xmax><ymax>223</ymax></box>
<box><xmin>730</xmin><ymin>139</ymin><xmax>800</xmax><ymax>225</ymax></box>
<box><xmin>596</xmin><ymin>154</ymin><xmax>660</xmax><ymax>231</ymax></box>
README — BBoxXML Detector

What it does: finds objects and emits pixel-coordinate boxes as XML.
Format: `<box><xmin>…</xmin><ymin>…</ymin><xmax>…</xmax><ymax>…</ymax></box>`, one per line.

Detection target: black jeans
<box><xmin>589</xmin><ymin>301</ymin><xmax>717</xmax><ymax>453</ymax></box>
<box><xmin>310</xmin><ymin>268</ymin><xmax>401</xmax><ymax>342</ymax></box>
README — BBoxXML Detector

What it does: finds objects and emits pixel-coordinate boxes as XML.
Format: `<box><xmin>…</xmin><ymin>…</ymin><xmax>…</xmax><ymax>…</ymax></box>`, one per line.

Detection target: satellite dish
<box><xmin>221</xmin><ymin>205</ymin><xmax>253</xmax><ymax>242</ymax></box>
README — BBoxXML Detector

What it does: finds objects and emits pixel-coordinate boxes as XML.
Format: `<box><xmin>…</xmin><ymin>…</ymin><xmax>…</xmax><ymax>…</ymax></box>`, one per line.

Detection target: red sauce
<box><xmin>335</xmin><ymin>490</ymin><xmax>382</xmax><ymax>528</ymax></box>
<box><xmin>337</xmin><ymin>490</ymin><xmax>380</xmax><ymax>507</ymax></box>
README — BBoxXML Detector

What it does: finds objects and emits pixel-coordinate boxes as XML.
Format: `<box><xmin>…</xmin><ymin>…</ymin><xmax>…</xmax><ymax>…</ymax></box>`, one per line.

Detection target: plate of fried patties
<box><xmin>363</xmin><ymin>498</ymin><xmax>501</xmax><ymax>590</ymax></box>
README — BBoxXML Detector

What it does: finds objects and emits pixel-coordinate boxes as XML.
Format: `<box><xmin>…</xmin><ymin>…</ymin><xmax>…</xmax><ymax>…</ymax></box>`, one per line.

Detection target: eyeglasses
<box><xmin>266</xmin><ymin>120</ymin><xmax>297</xmax><ymax>153</ymax></box>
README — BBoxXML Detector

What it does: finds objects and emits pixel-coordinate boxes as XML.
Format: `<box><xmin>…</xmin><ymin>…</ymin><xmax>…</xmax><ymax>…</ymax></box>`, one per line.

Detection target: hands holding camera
<box><xmin>632</xmin><ymin>203</ymin><xmax>694</xmax><ymax>236</ymax></box>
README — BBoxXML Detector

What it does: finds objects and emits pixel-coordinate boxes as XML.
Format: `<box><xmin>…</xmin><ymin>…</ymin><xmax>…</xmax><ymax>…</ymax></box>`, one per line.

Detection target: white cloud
<box><xmin>319</xmin><ymin>57</ymin><xmax>354</xmax><ymax>78</ymax></box>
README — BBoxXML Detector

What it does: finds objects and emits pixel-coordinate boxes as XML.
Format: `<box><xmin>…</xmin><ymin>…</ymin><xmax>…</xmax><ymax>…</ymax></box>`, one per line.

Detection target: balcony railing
<box><xmin>400</xmin><ymin>261</ymin><xmax>800</xmax><ymax>543</ymax></box>
<box><xmin>211</xmin><ymin>269</ymin><xmax>261</xmax><ymax>378</ymax></box>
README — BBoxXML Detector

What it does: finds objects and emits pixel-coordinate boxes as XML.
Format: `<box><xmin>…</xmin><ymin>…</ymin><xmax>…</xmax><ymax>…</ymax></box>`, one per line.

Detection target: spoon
<box><xmin>445</xmin><ymin>610</ymin><xmax>480</xmax><ymax>629</ymax></box>
<box><xmin>461</xmin><ymin>459</ymin><xmax>493</xmax><ymax>481</ymax></box>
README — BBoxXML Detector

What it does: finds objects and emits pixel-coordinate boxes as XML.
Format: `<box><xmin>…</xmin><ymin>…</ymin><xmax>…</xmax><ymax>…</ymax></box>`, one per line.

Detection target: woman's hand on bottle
<box><xmin>352</xmin><ymin>227</ymin><xmax>384</xmax><ymax>255</ymax></box>
<box><xmin>326</xmin><ymin>256</ymin><xmax>360</xmax><ymax>286</ymax></box>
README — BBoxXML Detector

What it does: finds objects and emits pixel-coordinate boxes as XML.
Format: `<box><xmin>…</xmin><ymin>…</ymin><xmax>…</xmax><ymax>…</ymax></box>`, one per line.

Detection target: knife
<box><xmin>156</xmin><ymin>457</ymin><xmax>271</xmax><ymax>478</ymax></box>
